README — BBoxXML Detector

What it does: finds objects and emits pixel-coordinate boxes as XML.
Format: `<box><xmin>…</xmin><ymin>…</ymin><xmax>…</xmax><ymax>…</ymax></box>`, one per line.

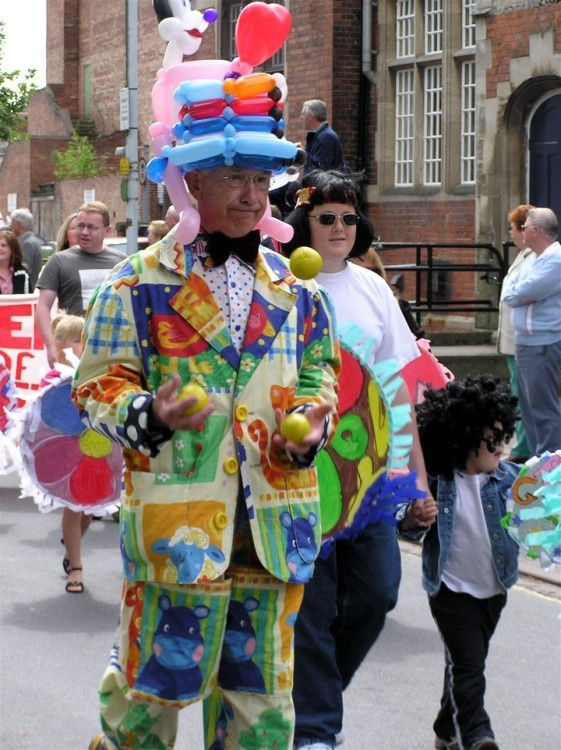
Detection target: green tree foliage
<box><xmin>0</xmin><ymin>22</ymin><xmax>37</xmax><ymax>141</ymax></box>
<box><xmin>52</xmin><ymin>130</ymin><xmax>104</xmax><ymax>180</ymax></box>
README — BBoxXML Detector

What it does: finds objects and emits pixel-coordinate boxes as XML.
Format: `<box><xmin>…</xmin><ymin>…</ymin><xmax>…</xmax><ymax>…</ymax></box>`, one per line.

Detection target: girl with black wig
<box><xmin>412</xmin><ymin>374</ymin><xmax>519</xmax><ymax>750</ymax></box>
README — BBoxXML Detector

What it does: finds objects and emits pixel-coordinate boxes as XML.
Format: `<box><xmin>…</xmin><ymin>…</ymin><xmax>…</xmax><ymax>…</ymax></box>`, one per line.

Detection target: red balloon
<box><xmin>236</xmin><ymin>3</ymin><xmax>292</xmax><ymax>67</ymax></box>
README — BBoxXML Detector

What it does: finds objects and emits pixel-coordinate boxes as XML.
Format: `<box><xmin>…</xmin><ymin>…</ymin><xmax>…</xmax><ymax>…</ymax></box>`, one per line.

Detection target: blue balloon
<box><xmin>231</xmin><ymin>116</ymin><xmax>276</xmax><ymax>133</ymax></box>
<box><xmin>146</xmin><ymin>156</ymin><xmax>167</xmax><ymax>184</ymax></box>
<box><xmin>188</xmin><ymin>117</ymin><xmax>228</xmax><ymax>137</ymax></box>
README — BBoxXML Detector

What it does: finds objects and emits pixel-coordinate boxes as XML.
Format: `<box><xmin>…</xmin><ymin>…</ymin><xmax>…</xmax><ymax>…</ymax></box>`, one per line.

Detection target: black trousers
<box><xmin>429</xmin><ymin>583</ymin><xmax>507</xmax><ymax>747</ymax></box>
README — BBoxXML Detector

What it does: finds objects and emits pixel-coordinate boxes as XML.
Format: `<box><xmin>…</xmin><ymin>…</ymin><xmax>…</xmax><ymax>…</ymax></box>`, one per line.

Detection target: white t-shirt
<box><xmin>442</xmin><ymin>471</ymin><xmax>502</xmax><ymax>598</ymax></box>
<box><xmin>316</xmin><ymin>263</ymin><xmax>419</xmax><ymax>369</ymax></box>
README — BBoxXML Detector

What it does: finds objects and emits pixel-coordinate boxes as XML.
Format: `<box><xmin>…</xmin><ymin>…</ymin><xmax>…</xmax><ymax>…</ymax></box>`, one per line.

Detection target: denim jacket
<box><xmin>404</xmin><ymin>462</ymin><xmax>519</xmax><ymax>597</ymax></box>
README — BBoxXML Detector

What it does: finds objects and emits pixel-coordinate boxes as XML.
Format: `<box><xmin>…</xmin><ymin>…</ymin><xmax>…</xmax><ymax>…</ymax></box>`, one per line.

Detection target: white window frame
<box><xmin>461</xmin><ymin>60</ymin><xmax>476</xmax><ymax>184</ymax></box>
<box><xmin>423</xmin><ymin>65</ymin><xmax>442</xmax><ymax>185</ymax></box>
<box><xmin>395</xmin><ymin>69</ymin><xmax>415</xmax><ymax>186</ymax></box>
<box><xmin>462</xmin><ymin>0</ymin><xmax>476</xmax><ymax>49</ymax></box>
<box><xmin>424</xmin><ymin>0</ymin><xmax>443</xmax><ymax>55</ymax></box>
<box><xmin>396</xmin><ymin>0</ymin><xmax>415</xmax><ymax>59</ymax></box>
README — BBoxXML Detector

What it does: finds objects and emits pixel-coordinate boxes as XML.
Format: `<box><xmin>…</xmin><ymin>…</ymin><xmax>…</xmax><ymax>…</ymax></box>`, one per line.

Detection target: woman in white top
<box><xmin>283</xmin><ymin>170</ymin><xmax>437</xmax><ymax>750</ymax></box>
<box><xmin>497</xmin><ymin>204</ymin><xmax>534</xmax><ymax>462</ymax></box>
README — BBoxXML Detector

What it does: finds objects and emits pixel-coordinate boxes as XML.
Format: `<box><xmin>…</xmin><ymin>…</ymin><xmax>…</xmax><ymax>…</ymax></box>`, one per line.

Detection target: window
<box><xmin>388</xmin><ymin>3</ymin><xmax>476</xmax><ymax>190</ymax></box>
<box><xmin>461</xmin><ymin>61</ymin><xmax>476</xmax><ymax>184</ymax></box>
<box><xmin>397</xmin><ymin>0</ymin><xmax>415</xmax><ymax>58</ymax></box>
<box><xmin>424</xmin><ymin>0</ymin><xmax>443</xmax><ymax>55</ymax></box>
<box><xmin>395</xmin><ymin>69</ymin><xmax>415</xmax><ymax>186</ymax></box>
<box><xmin>462</xmin><ymin>0</ymin><xmax>476</xmax><ymax>49</ymax></box>
<box><xmin>423</xmin><ymin>65</ymin><xmax>442</xmax><ymax>185</ymax></box>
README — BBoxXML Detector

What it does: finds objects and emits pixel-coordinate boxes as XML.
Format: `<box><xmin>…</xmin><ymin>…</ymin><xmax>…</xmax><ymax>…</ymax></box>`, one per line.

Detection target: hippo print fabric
<box><xmin>122</xmin><ymin>579</ymin><xmax>232</xmax><ymax>707</ymax></box>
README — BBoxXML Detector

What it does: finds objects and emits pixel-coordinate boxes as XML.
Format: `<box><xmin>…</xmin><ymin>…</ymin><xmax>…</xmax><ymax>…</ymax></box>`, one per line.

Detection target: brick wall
<box><xmin>485</xmin><ymin>4</ymin><xmax>561</xmax><ymax>100</ymax></box>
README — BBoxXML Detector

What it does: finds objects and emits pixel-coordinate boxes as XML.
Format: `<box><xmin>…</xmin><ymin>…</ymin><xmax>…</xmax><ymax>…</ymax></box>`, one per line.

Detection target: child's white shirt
<box><xmin>442</xmin><ymin>471</ymin><xmax>503</xmax><ymax>598</ymax></box>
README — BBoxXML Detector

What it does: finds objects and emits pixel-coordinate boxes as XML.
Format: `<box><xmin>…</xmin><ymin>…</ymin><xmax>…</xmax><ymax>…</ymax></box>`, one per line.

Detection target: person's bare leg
<box><xmin>62</xmin><ymin>509</ymin><xmax>91</xmax><ymax>592</ymax></box>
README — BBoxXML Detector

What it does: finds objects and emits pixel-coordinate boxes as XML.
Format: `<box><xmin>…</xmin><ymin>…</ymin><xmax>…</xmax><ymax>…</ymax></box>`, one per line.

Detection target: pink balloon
<box><xmin>236</xmin><ymin>3</ymin><xmax>292</xmax><ymax>67</ymax></box>
<box><xmin>257</xmin><ymin>203</ymin><xmax>294</xmax><ymax>244</ymax></box>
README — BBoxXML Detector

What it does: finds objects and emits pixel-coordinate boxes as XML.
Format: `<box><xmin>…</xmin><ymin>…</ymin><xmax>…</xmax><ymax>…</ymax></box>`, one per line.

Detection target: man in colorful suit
<box><xmin>74</xmin><ymin>161</ymin><xmax>340</xmax><ymax>749</ymax></box>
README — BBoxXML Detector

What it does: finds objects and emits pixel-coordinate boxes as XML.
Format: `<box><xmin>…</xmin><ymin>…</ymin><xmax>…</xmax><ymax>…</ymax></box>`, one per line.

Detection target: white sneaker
<box><xmin>296</xmin><ymin>744</ymin><xmax>334</xmax><ymax>750</ymax></box>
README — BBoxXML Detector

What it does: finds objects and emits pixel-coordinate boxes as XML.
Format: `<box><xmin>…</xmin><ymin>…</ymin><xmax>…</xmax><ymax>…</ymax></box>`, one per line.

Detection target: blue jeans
<box><xmin>516</xmin><ymin>340</ymin><xmax>561</xmax><ymax>455</ymax></box>
<box><xmin>293</xmin><ymin>523</ymin><xmax>402</xmax><ymax>747</ymax></box>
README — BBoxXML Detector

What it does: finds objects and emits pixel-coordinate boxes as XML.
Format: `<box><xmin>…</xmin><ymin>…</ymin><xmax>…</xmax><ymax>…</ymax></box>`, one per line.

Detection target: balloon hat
<box><xmin>147</xmin><ymin>2</ymin><xmax>301</xmax><ymax>244</ymax></box>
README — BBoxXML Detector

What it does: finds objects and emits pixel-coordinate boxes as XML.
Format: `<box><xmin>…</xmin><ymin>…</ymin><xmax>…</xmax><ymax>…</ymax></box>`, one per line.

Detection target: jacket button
<box><xmin>223</xmin><ymin>457</ymin><xmax>239</xmax><ymax>474</ymax></box>
<box><xmin>214</xmin><ymin>512</ymin><xmax>228</xmax><ymax>530</ymax></box>
<box><xmin>235</xmin><ymin>405</ymin><xmax>249</xmax><ymax>422</ymax></box>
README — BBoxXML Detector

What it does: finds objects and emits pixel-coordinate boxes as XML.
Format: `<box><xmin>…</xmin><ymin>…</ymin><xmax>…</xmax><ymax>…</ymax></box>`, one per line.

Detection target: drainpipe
<box><xmin>358</xmin><ymin>0</ymin><xmax>377</xmax><ymax>174</ymax></box>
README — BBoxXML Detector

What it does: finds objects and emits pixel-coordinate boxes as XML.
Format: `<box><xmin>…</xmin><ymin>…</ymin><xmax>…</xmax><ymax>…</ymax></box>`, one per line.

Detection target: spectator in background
<box><xmin>350</xmin><ymin>245</ymin><xmax>387</xmax><ymax>278</ymax></box>
<box><xmin>300</xmin><ymin>100</ymin><xmax>346</xmax><ymax>174</ymax></box>
<box><xmin>164</xmin><ymin>204</ymin><xmax>180</xmax><ymax>230</ymax></box>
<box><xmin>496</xmin><ymin>204</ymin><xmax>534</xmax><ymax>463</ymax></box>
<box><xmin>147</xmin><ymin>219</ymin><xmax>168</xmax><ymax>245</ymax></box>
<box><xmin>390</xmin><ymin>273</ymin><xmax>426</xmax><ymax>340</ymax></box>
<box><xmin>35</xmin><ymin>201</ymin><xmax>123</xmax><ymax>368</ymax></box>
<box><xmin>501</xmin><ymin>206</ymin><xmax>561</xmax><ymax>456</ymax></box>
<box><xmin>56</xmin><ymin>212</ymin><xmax>79</xmax><ymax>253</ymax></box>
<box><xmin>0</xmin><ymin>229</ymin><xmax>31</xmax><ymax>294</ymax></box>
<box><xmin>10</xmin><ymin>208</ymin><xmax>44</xmax><ymax>291</ymax></box>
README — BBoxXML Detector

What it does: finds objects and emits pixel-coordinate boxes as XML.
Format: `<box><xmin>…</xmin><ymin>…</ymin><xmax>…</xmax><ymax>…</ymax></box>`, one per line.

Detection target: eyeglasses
<box><xmin>309</xmin><ymin>213</ymin><xmax>360</xmax><ymax>226</ymax></box>
<box><xmin>221</xmin><ymin>173</ymin><xmax>271</xmax><ymax>190</ymax></box>
<box><xmin>483</xmin><ymin>429</ymin><xmax>507</xmax><ymax>453</ymax></box>
<box><xmin>76</xmin><ymin>223</ymin><xmax>105</xmax><ymax>232</ymax></box>
<box><xmin>521</xmin><ymin>224</ymin><xmax>539</xmax><ymax>231</ymax></box>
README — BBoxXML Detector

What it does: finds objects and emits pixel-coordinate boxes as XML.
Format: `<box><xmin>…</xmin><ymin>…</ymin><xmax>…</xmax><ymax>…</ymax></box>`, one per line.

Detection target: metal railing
<box><xmin>376</xmin><ymin>242</ymin><xmax>511</xmax><ymax>317</ymax></box>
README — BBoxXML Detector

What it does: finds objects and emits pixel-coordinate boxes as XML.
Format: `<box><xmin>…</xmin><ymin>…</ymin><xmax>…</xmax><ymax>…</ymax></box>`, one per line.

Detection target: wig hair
<box><xmin>0</xmin><ymin>229</ymin><xmax>25</xmax><ymax>268</ymax></box>
<box><xmin>282</xmin><ymin>169</ymin><xmax>374</xmax><ymax>258</ymax></box>
<box><xmin>415</xmin><ymin>374</ymin><xmax>518</xmax><ymax>480</ymax></box>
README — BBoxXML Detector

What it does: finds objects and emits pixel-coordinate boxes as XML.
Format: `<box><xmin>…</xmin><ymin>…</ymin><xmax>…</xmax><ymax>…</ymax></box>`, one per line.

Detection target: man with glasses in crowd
<box><xmin>502</xmin><ymin>206</ymin><xmax>561</xmax><ymax>455</ymax></box>
<box><xmin>36</xmin><ymin>200</ymin><xmax>124</xmax><ymax>368</ymax></box>
<box><xmin>73</xmin><ymin>163</ymin><xmax>340</xmax><ymax>750</ymax></box>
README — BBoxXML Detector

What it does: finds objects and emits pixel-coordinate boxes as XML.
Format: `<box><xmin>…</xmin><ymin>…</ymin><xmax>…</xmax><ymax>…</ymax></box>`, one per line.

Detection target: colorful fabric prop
<box><xmin>0</xmin><ymin>356</ymin><xmax>19</xmax><ymax>474</ymax></box>
<box><xmin>148</xmin><ymin>2</ymin><xmax>300</xmax><ymax>246</ymax></box>
<box><xmin>317</xmin><ymin>323</ymin><xmax>424</xmax><ymax>551</ymax></box>
<box><xmin>19</xmin><ymin>372</ymin><xmax>123</xmax><ymax>513</ymax></box>
<box><xmin>503</xmin><ymin>450</ymin><xmax>561</xmax><ymax>569</ymax></box>
<box><xmin>401</xmin><ymin>337</ymin><xmax>454</xmax><ymax>405</ymax></box>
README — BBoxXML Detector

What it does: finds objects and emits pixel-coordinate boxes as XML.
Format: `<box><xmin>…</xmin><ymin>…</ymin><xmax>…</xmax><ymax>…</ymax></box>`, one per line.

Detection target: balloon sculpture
<box><xmin>148</xmin><ymin>1</ymin><xmax>302</xmax><ymax>244</ymax></box>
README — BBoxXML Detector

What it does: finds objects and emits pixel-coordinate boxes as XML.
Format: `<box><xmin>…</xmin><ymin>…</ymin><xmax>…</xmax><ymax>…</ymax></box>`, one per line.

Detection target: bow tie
<box><xmin>206</xmin><ymin>230</ymin><xmax>261</xmax><ymax>267</ymax></box>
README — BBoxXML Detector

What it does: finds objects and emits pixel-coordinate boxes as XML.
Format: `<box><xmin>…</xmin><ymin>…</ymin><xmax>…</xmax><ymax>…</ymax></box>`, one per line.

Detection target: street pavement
<box><xmin>0</xmin><ymin>485</ymin><xmax>559</xmax><ymax>750</ymax></box>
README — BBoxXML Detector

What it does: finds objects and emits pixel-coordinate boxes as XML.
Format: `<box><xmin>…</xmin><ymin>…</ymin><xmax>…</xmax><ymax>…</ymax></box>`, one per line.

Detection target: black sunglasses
<box><xmin>309</xmin><ymin>213</ymin><xmax>360</xmax><ymax>226</ymax></box>
<box><xmin>483</xmin><ymin>429</ymin><xmax>506</xmax><ymax>453</ymax></box>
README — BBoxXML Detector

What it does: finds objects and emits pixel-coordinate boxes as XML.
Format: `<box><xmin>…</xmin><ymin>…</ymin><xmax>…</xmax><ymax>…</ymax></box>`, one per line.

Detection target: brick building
<box><xmin>0</xmin><ymin>0</ymin><xmax>559</xmax><ymax>327</ymax></box>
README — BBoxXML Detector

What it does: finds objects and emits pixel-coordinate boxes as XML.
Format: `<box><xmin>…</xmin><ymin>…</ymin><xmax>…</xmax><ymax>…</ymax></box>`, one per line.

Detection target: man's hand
<box><xmin>150</xmin><ymin>375</ymin><xmax>214</xmax><ymax>432</ymax></box>
<box><xmin>272</xmin><ymin>402</ymin><xmax>332</xmax><ymax>457</ymax></box>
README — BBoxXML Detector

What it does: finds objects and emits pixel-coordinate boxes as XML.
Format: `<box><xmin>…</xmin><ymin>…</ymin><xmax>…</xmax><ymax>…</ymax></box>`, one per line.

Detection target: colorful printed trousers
<box><xmin>96</xmin><ymin>570</ymin><xmax>303</xmax><ymax>750</ymax></box>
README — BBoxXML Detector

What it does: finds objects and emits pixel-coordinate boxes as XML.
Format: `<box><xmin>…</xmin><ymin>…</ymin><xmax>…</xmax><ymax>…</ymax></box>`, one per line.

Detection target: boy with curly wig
<box><xmin>411</xmin><ymin>374</ymin><xmax>520</xmax><ymax>750</ymax></box>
